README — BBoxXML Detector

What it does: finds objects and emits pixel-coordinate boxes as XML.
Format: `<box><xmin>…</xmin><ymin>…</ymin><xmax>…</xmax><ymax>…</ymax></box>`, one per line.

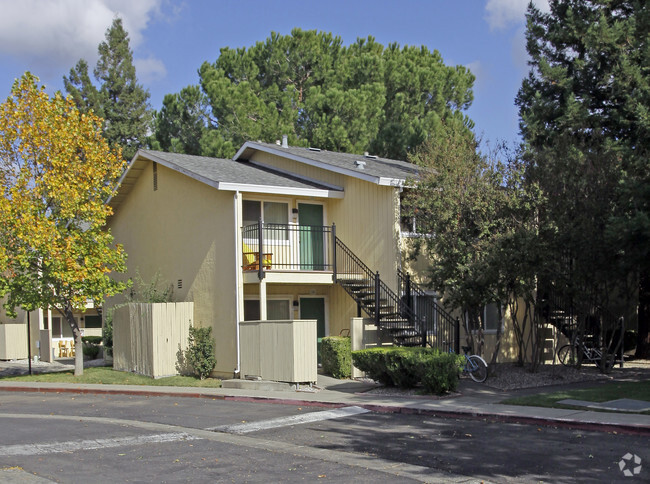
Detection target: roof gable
<box><xmin>234</xmin><ymin>141</ymin><xmax>419</xmax><ymax>186</ymax></box>
<box><xmin>108</xmin><ymin>149</ymin><xmax>344</xmax><ymax>210</ymax></box>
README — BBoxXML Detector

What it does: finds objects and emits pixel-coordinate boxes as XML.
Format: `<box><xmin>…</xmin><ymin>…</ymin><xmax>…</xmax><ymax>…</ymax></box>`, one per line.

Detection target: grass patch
<box><xmin>502</xmin><ymin>381</ymin><xmax>650</xmax><ymax>415</ymax></box>
<box><xmin>0</xmin><ymin>366</ymin><xmax>221</xmax><ymax>388</ymax></box>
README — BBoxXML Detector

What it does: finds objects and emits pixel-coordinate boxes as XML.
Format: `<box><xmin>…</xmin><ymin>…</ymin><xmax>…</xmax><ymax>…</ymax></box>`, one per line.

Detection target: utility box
<box><xmin>0</xmin><ymin>323</ymin><xmax>28</xmax><ymax>360</ymax></box>
<box><xmin>240</xmin><ymin>319</ymin><xmax>317</xmax><ymax>383</ymax></box>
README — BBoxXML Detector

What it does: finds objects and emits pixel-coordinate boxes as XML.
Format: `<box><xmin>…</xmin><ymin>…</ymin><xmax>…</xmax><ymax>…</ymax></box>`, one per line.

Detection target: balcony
<box><xmin>242</xmin><ymin>222</ymin><xmax>336</xmax><ymax>284</ymax></box>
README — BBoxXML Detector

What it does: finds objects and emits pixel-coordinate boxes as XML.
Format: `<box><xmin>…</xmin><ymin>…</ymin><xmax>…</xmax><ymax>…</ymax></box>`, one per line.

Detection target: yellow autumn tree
<box><xmin>0</xmin><ymin>73</ymin><xmax>127</xmax><ymax>376</ymax></box>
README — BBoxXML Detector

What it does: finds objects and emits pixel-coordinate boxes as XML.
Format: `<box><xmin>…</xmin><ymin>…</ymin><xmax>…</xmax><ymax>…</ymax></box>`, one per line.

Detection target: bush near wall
<box><xmin>82</xmin><ymin>336</ymin><xmax>103</xmax><ymax>345</ymax></box>
<box><xmin>321</xmin><ymin>336</ymin><xmax>351</xmax><ymax>379</ymax></box>
<box><xmin>352</xmin><ymin>347</ymin><xmax>463</xmax><ymax>395</ymax></box>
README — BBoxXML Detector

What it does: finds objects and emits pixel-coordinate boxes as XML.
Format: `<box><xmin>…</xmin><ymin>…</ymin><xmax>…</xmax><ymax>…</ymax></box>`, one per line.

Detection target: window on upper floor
<box><xmin>243</xmin><ymin>200</ymin><xmax>289</xmax><ymax>240</ymax></box>
<box><xmin>399</xmin><ymin>188</ymin><xmax>425</xmax><ymax>236</ymax></box>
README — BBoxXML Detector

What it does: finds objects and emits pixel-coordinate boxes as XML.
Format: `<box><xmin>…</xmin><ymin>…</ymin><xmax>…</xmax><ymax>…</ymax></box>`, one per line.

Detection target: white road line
<box><xmin>209</xmin><ymin>405</ymin><xmax>370</xmax><ymax>434</ymax></box>
<box><xmin>0</xmin><ymin>432</ymin><xmax>199</xmax><ymax>457</ymax></box>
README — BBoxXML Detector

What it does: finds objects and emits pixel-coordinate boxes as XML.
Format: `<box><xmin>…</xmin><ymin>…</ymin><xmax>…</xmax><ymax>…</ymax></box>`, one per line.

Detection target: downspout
<box><xmin>234</xmin><ymin>191</ymin><xmax>241</xmax><ymax>376</ymax></box>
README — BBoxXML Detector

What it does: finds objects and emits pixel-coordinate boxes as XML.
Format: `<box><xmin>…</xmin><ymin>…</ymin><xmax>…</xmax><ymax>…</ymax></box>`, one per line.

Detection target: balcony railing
<box><xmin>242</xmin><ymin>221</ymin><xmax>335</xmax><ymax>278</ymax></box>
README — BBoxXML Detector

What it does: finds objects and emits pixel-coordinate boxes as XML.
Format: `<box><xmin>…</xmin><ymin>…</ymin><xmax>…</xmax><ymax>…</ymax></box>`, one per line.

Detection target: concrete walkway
<box><xmin>1</xmin><ymin>359</ymin><xmax>649</xmax><ymax>435</ymax></box>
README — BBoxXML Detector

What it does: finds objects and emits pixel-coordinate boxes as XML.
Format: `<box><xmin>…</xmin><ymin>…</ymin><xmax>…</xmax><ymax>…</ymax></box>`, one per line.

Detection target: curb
<box><xmin>2</xmin><ymin>384</ymin><xmax>649</xmax><ymax>436</ymax></box>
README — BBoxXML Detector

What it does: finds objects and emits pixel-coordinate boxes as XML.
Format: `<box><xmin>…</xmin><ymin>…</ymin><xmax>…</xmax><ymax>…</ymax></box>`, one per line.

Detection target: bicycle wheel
<box><xmin>558</xmin><ymin>344</ymin><xmax>578</xmax><ymax>366</ymax></box>
<box><xmin>467</xmin><ymin>355</ymin><xmax>488</xmax><ymax>383</ymax></box>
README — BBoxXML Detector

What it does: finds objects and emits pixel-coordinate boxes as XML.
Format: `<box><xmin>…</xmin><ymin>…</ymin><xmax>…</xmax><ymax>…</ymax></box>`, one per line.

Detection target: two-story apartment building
<box><xmin>107</xmin><ymin>139</ymin><xmax>436</xmax><ymax>378</ymax></box>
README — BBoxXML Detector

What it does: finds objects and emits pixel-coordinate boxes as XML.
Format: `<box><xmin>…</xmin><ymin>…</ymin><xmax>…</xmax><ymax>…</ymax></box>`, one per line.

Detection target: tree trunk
<box><xmin>636</xmin><ymin>270</ymin><xmax>650</xmax><ymax>359</ymax></box>
<box><xmin>62</xmin><ymin>304</ymin><xmax>84</xmax><ymax>376</ymax></box>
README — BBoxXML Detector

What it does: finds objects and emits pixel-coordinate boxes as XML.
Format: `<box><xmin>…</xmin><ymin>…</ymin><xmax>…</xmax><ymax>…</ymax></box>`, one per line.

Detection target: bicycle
<box><xmin>557</xmin><ymin>337</ymin><xmax>615</xmax><ymax>370</ymax></box>
<box><xmin>444</xmin><ymin>342</ymin><xmax>488</xmax><ymax>382</ymax></box>
<box><xmin>460</xmin><ymin>346</ymin><xmax>489</xmax><ymax>382</ymax></box>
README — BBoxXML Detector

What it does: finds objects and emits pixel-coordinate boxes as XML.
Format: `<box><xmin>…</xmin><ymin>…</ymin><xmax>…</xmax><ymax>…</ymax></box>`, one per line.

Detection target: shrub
<box><xmin>82</xmin><ymin>343</ymin><xmax>100</xmax><ymax>360</ymax></box>
<box><xmin>384</xmin><ymin>347</ymin><xmax>430</xmax><ymax>389</ymax></box>
<box><xmin>321</xmin><ymin>336</ymin><xmax>351</xmax><ymax>379</ymax></box>
<box><xmin>351</xmin><ymin>347</ymin><xmax>393</xmax><ymax>386</ymax></box>
<box><xmin>82</xmin><ymin>336</ymin><xmax>103</xmax><ymax>345</ymax></box>
<box><xmin>185</xmin><ymin>326</ymin><xmax>216</xmax><ymax>380</ymax></box>
<box><xmin>352</xmin><ymin>346</ymin><xmax>463</xmax><ymax>394</ymax></box>
<box><xmin>421</xmin><ymin>352</ymin><xmax>463</xmax><ymax>395</ymax></box>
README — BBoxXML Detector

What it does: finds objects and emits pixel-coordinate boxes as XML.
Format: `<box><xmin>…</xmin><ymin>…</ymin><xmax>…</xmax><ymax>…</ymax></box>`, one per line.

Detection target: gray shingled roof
<box><xmin>235</xmin><ymin>141</ymin><xmax>420</xmax><ymax>183</ymax></box>
<box><xmin>139</xmin><ymin>150</ymin><xmax>339</xmax><ymax>190</ymax></box>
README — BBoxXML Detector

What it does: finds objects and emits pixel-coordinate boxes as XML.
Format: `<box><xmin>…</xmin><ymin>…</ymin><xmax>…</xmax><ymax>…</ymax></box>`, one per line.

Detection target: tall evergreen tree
<box><xmin>64</xmin><ymin>18</ymin><xmax>152</xmax><ymax>160</ymax></box>
<box><xmin>516</xmin><ymin>0</ymin><xmax>650</xmax><ymax>357</ymax></box>
<box><xmin>151</xmin><ymin>85</ymin><xmax>212</xmax><ymax>155</ymax></box>
<box><xmin>154</xmin><ymin>28</ymin><xmax>475</xmax><ymax>159</ymax></box>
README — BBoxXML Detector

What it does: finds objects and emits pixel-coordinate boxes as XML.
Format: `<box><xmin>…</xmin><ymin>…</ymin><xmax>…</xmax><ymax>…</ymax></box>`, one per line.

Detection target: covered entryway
<box><xmin>299</xmin><ymin>296</ymin><xmax>326</xmax><ymax>362</ymax></box>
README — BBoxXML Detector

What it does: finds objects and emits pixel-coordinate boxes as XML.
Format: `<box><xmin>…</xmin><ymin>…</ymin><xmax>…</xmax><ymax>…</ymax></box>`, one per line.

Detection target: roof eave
<box><xmin>217</xmin><ymin>182</ymin><xmax>344</xmax><ymax>198</ymax></box>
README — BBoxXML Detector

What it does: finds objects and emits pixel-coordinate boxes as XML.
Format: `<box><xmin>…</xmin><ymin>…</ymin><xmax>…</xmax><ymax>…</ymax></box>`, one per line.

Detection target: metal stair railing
<box><xmin>397</xmin><ymin>269</ymin><xmax>459</xmax><ymax>353</ymax></box>
<box><xmin>334</xmin><ymin>237</ymin><xmax>425</xmax><ymax>346</ymax></box>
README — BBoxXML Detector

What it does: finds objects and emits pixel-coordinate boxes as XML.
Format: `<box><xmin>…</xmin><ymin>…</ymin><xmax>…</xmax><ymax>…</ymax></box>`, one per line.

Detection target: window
<box><xmin>84</xmin><ymin>315</ymin><xmax>102</xmax><ymax>329</ymax></box>
<box><xmin>243</xmin><ymin>200</ymin><xmax>289</xmax><ymax>240</ymax></box>
<box><xmin>484</xmin><ymin>303</ymin><xmax>502</xmax><ymax>332</ymax></box>
<box><xmin>51</xmin><ymin>317</ymin><xmax>73</xmax><ymax>338</ymax></box>
<box><xmin>399</xmin><ymin>188</ymin><xmax>421</xmax><ymax>235</ymax></box>
<box><xmin>465</xmin><ymin>303</ymin><xmax>503</xmax><ymax>333</ymax></box>
<box><xmin>243</xmin><ymin>298</ymin><xmax>291</xmax><ymax>321</ymax></box>
<box><xmin>267</xmin><ymin>299</ymin><xmax>291</xmax><ymax>320</ymax></box>
<box><xmin>244</xmin><ymin>299</ymin><xmax>260</xmax><ymax>321</ymax></box>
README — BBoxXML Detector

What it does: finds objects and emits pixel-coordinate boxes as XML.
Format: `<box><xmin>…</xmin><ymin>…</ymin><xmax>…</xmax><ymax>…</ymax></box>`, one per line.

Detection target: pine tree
<box><xmin>516</xmin><ymin>0</ymin><xmax>650</xmax><ymax>358</ymax></box>
<box><xmin>64</xmin><ymin>17</ymin><xmax>152</xmax><ymax>160</ymax></box>
<box><xmin>155</xmin><ymin>28</ymin><xmax>475</xmax><ymax>160</ymax></box>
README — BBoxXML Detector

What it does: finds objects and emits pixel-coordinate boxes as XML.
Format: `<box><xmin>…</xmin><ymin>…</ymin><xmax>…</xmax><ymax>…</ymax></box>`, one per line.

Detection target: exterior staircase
<box><xmin>334</xmin><ymin>236</ymin><xmax>458</xmax><ymax>351</ymax></box>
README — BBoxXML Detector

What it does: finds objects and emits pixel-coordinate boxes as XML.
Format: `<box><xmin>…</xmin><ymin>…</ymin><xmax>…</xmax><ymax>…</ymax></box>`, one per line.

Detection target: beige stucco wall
<box><xmin>108</xmin><ymin>162</ymin><xmax>238</xmax><ymax>377</ymax></box>
<box><xmin>248</xmin><ymin>151</ymin><xmax>401</xmax><ymax>289</ymax></box>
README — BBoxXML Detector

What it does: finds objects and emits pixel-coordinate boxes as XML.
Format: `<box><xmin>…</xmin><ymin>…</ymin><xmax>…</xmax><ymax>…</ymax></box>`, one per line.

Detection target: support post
<box><xmin>257</xmin><ymin>217</ymin><xmax>264</xmax><ymax>280</ymax></box>
<box><xmin>619</xmin><ymin>316</ymin><xmax>625</xmax><ymax>368</ymax></box>
<box><xmin>454</xmin><ymin>317</ymin><xmax>460</xmax><ymax>354</ymax></box>
<box><xmin>331</xmin><ymin>223</ymin><xmax>337</xmax><ymax>282</ymax></box>
<box><xmin>374</xmin><ymin>272</ymin><xmax>380</xmax><ymax>326</ymax></box>
<box><xmin>27</xmin><ymin>310</ymin><xmax>32</xmax><ymax>375</ymax></box>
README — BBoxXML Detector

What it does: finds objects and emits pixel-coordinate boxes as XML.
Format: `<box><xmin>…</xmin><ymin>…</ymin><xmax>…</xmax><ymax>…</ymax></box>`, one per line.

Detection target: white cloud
<box><xmin>135</xmin><ymin>56</ymin><xmax>167</xmax><ymax>84</ymax></box>
<box><xmin>0</xmin><ymin>0</ymin><xmax>163</xmax><ymax>77</ymax></box>
<box><xmin>465</xmin><ymin>60</ymin><xmax>492</xmax><ymax>95</ymax></box>
<box><xmin>512</xmin><ymin>26</ymin><xmax>530</xmax><ymax>75</ymax></box>
<box><xmin>485</xmin><ymin>0</ymin><xmax>550</xmax><ymax>31</ymax></box>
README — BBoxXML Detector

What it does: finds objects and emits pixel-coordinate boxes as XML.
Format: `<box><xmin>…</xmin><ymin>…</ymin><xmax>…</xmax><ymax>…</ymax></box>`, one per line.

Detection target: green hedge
<box><xmin>321</xmin><ymin>336</ymin><xmax>351</xmax><ymax>379</ymax></box>
<box><xmin>82</xmin><ymin>343</ymin><xmax>100</xmax><ymax>359</ymax></box>
<box><xmin>351</xmin><ymin>347</ymin><xmax>393</xmax><ymax>386</ymax></box>
<box><xmin>82</xmin><ymin>336</ymin><xmax>103</xmax><ymax>345</ymax></box>
<box><xmin>352</xmin><ymin>347</ymin><xmax>463</xmax><ymax>395</ymax></box>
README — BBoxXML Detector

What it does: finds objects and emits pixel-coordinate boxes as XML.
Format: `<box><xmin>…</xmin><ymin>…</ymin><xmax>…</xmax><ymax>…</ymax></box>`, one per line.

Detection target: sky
<box><xmin>0</xmin><ymin>0</ymin><xmax>550</xmax><ymax>151</ymax></box>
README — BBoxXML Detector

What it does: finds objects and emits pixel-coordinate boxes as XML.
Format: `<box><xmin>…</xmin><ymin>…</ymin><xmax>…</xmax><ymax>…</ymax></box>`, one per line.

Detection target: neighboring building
<box><xmin>106</xmin><ymin>140</ymin><xmax>458</xmax><ymax>378</ymax></box>
<box><xmin>0</xmin><ymin>304</ymin><xmax>102</xmax><ymax>361</ymax></box>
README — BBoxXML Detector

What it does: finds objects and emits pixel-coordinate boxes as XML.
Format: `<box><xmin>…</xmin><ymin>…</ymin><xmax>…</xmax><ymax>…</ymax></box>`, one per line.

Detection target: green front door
<box><xmin>300</xmin><ymin>297</ymin><xmax>326</xmax><ymax>363</ymax></box>
<box><xmin>298</xmin><ymin>203</ymin><xmax>324</xmax><ymax>270</ymax></box>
